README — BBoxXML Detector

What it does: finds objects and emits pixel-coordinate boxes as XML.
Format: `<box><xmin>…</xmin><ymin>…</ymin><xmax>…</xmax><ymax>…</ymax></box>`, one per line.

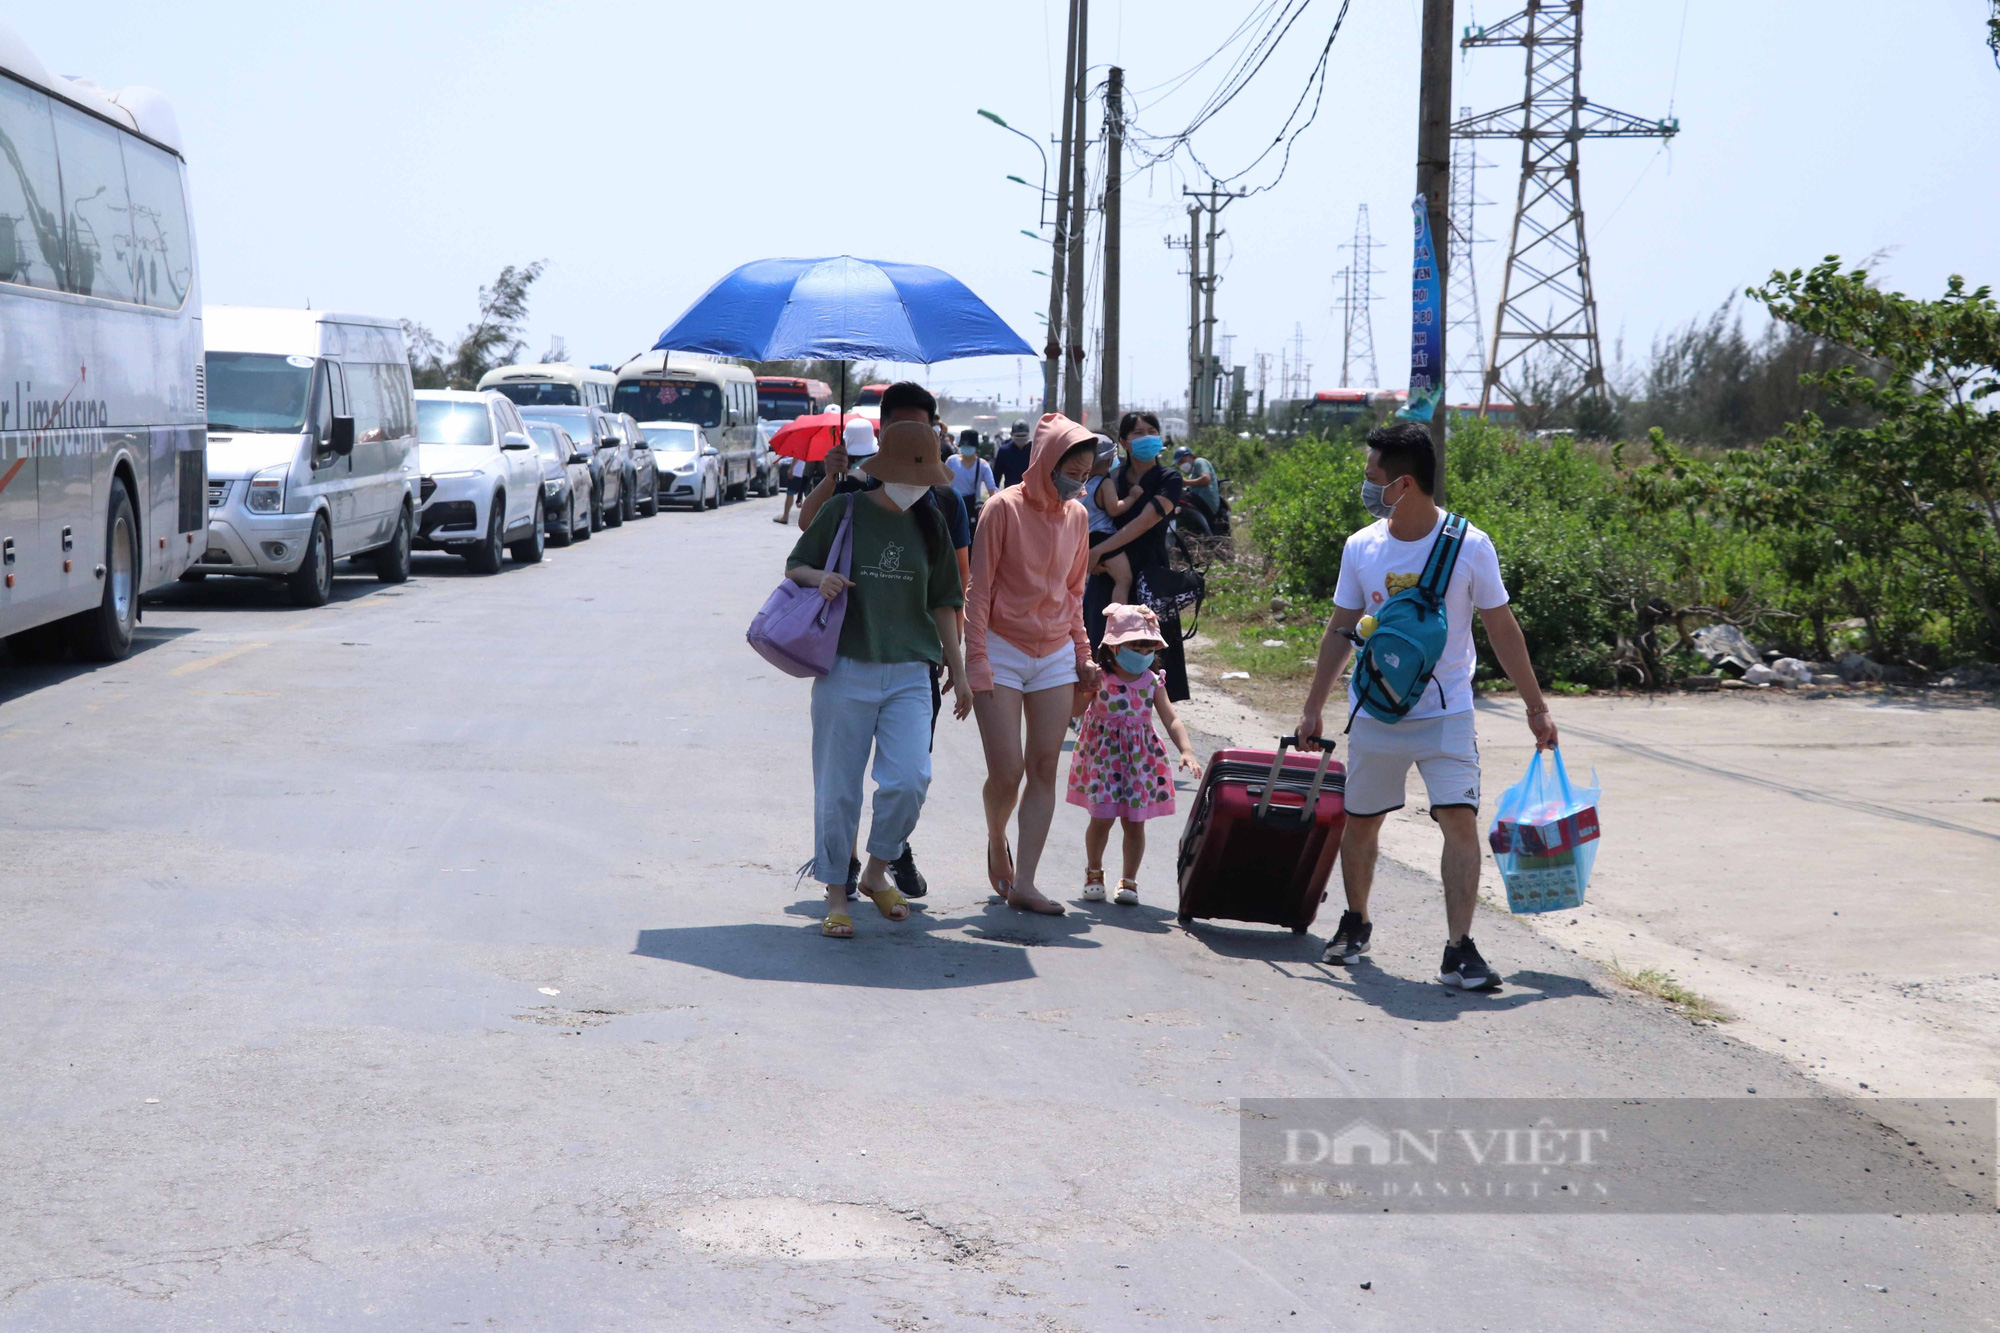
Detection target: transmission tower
<box><xmin>1443</xmin><ymin>107</ymin><xmax>1491</xmax><ymax>405</ymax></box>
<box><xmin>1455</xmin><ymin>2</ymin><xmax>1679</xmax><ymax>413</ymax></box>
<box><xmin>1332</xmin><ymin>205</ymin><xmax>1382</xmax><ymax>387</ymax></box>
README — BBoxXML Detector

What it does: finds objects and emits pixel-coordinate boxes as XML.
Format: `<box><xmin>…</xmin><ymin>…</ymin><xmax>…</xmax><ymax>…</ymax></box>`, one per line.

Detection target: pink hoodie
<box><xmin>963</xmin><ymin>413</ymin><xmax>1094</xmax><ymax>692</ymax></box>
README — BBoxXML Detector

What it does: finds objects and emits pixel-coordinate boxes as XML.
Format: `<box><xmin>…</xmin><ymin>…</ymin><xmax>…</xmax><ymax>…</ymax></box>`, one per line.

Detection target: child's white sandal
<box><xmin>1114</xmin><ymin>879</ymin><xmax>1140</xmax><ymax>906</ymax></box>
<box><xmin>1081</xmin><ymin>870</ymin><xmax>1107</xmax><ymax>902</ymax></box>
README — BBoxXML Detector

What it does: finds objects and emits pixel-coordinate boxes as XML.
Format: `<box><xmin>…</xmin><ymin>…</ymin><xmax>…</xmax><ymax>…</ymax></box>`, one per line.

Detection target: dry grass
<box><xmin>1605</xmin><ymin>958</ymin><xmax>1734</xmax><ymax>1024</ymax></box>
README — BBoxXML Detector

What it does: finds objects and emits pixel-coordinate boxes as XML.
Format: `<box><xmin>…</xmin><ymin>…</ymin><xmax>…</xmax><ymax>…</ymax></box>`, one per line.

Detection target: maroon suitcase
<box><xmin>1175</xmin><ymin>736</ymin><xmax>1346</xmax><ymax>934</ymax></box>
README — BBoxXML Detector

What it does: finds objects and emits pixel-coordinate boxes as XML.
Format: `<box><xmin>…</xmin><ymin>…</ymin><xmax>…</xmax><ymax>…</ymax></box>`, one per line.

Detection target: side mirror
<box><xmin>568</xmin><ymin>452</ymin><xmax>590</xmax><ymax>466</ymax></box>
<box><xmin>501</xmin><ymin>432</ymin><xmax>532</xmax><ymax>451</ymax></box>
<box><xmin>328</xmin><ymin>415</ymin><xmax>355</xmax><ymax>456</ymax></box>
<box><xmin>702</xmin><ymin>446</ymin><xmax>719</xmax><ymax>458</ymax></box>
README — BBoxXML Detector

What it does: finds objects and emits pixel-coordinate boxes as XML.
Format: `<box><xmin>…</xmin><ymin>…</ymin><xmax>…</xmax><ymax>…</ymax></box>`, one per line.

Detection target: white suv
<box><xmin>413</xmin><ymin>390</ymin><xmax>547</xmax><ymax>571</ymax></box>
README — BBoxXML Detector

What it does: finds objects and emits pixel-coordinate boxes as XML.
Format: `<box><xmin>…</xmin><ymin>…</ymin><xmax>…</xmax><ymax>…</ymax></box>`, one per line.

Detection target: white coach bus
<box><xmin>612</xmin><ymin>353</ymin><xmax>760</xmax><ymax>501</ymax></box>
<box><xmin>0</xmin><ymin>23</ymin><xmax>204</xmax><ymax>662</ymax></box>
<box><xmin>476</xmin><ymin>362</ymin><xmax>615</xmax><ymax>410</ymax></box>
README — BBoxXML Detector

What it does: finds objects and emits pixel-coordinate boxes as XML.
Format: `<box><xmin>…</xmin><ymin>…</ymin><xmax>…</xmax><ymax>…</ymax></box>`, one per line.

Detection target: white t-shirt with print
<box><xmin>1333</xmin><ymin>512</ymin><xmax>1509</xmax><ymax>720</ymax></box>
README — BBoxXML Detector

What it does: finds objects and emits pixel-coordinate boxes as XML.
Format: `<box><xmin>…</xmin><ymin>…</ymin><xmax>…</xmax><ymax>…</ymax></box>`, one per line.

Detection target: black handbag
<box><xmin>1136</xmin><ymin>563</ymin><xmax>1205</xmax><ymax>618</ymax></box>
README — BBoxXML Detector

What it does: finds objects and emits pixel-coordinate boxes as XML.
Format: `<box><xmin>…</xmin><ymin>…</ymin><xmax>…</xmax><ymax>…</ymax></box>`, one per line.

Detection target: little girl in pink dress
<box><xmin>1066</xmin><ymin>603</ymin><xmax>1203</xmax><ymax>905</ymax></box>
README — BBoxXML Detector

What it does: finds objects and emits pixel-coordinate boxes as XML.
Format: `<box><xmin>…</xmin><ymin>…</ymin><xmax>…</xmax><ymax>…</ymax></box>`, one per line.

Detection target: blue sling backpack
<box><xmin>1345</xmin><ymin>512</ymin><xmax>1468</xmax><ymax>729</ymax></box>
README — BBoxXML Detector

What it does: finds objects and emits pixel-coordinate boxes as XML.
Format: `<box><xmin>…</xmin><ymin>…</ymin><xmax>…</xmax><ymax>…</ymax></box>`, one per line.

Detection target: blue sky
<box><xmin>18</xmin><ymin>1</ymin><xmax>2000</xmax><ymax>415</ymax></box>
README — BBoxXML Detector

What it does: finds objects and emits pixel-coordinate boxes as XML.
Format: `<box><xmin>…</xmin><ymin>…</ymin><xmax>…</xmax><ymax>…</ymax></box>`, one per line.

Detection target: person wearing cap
<box><xmin>1172</xmin><ymin>444</ymin><xmax>1221</xmax><ymax>537</ymax></box>
<box><xmin>965</xmin><ymin>413</ymin><xmax>1103</xmax><ymax>915</ymax></box>
<box><xmin>1067</xmin><ymin>603</ymin><xmax>1202</xmax><ymax>906</ymax></box>
<box><xmin>798</xmin><ymin>382</ymin><xmax>961</xmax><ymax>903</ymax></box>
<box><xmin>785</xmin><ymin>420</ymin><xmax>970</xmax><ymax>939</ymax></box>
<box><xmin>796</xmin><ymin>415</ymin><xmax>879</xmax><ymax>531</ymax></box>
<box><xmin>992</xmin><ymin>419</ymin><xmax>1033</xmax><ymax>490</ymax></box>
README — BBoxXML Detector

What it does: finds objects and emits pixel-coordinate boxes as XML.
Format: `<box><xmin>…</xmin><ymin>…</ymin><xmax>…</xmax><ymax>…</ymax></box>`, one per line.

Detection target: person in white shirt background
<box><xmin>946</xmin><ymin>429</ymin><xmax>998</xmax><ymax>523</ymax></box>
<box><xmin>1295</xmin><ymin>421</ymin><xmax>1559</xmax><ymax>992</ymax></box>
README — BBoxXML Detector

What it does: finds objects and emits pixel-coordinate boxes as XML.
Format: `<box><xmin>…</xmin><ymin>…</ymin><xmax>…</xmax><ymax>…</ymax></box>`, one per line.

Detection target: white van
<box><xmin>477</xmin><ymin>362</ymin><xmax>615</xmax><ymax>410</ymax></box>
<box><xmin>196</xmin><ymin>308</ymin><xmax>419</xmax><ymax>606</ymax></box>
<box><xmin>612</xmin><ymin>353</ymin><xmax>760</xmax><ymax>501</ymax></box>
<box><xmin>0</xmin><ymin>23</ymin><xmax>206</xmax><ymax>662</ymax></box>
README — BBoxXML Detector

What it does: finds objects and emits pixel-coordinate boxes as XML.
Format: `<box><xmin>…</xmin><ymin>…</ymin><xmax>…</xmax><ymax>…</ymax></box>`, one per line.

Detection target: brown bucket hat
<box><xmin>861</xmin><ymin>421</ymin><xmax>953</xmax><ymax>488</ymax></box>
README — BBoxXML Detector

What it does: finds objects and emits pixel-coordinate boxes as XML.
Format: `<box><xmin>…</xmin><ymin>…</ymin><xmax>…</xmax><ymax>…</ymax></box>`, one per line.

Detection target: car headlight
<box><xmin>544</xmin><ymin>479</ymin><xmax>562</xmax><ymax>493</ymax></box>
<box><xmin>245</xmin><ymin>464</ymin><xmax>288</xmax><ymax>513</ymax></box>
<box><xmin>673</xmin><ymin>461</ymin><xmax>696</xmax><ymax>475</ymax></box>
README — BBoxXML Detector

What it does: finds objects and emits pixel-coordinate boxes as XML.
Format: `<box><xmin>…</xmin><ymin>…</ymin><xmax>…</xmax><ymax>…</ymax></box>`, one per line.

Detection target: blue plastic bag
<box><xmin>1487</xmin><ymin>748</ymin><xmax>1601</xmax><ymax>914</ymax></box>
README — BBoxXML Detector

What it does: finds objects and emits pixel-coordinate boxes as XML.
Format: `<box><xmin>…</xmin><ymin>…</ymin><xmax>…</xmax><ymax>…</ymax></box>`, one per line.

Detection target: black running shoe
<box><xmin>890</xmin><ymin>844</ymin><xmax>928</xmax><ymax>899</ymax></box>
<box><xmin>1322</xmin><ymin>910</ymin><xmax>1372</xmax><ymax>965</ymax></box>
<box><xmin>1439</xmin><ymin>936</ymin><xmax>1500</xmax><ymax>990</ymax></box>
<box><xmin>845</xmin><ymin>855</ymin><xmax>860</xmax><ymax>901</ymax></box>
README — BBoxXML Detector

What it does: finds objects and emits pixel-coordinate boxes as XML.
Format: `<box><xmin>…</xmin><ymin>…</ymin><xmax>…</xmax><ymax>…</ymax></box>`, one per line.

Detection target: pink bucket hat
<box><xmin>1101</xmin><ymin>602</ymin><xmax>1163</xmax><ymax>648</ymax></box>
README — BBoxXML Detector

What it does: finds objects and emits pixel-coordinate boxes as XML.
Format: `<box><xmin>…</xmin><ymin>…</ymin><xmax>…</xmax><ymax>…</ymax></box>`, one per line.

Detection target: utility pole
<box><xmin>1180</xmin><ymin>185</ymin><xmax>1243</xmax><ymax>429</ymax></box>
<box><xmin>1457</xmin><ymin>1</ymin><xmax>1678</xmax><ymax>418</ymax></box>
<box><xmin>1167</xmin><ymin>205</ymin><xmax>1199</xmax><ymax>429</ymax></box>
<box><xmin>1043</xmin><ymin>0</ymin><xmax>1081</xmax><ymax>415</ymax></box>
<box><xmin>1099</xmin><ymin>65</ymin><xmax>1123</xmax><ymax>432</ymax></box>
<box><xmin>1061</xmin><ymin>0</ymin><xmax>1091</xmax><ymax>422</ymax></box>
<box><xmin>1414</xmin><ymin>0</ymin><xmax>1455</xmax><ymax>501</ymax></box>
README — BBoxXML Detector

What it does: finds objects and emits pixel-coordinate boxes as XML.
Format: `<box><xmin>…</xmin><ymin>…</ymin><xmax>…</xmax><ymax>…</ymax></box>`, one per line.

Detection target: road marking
<box><xmin>169</xmin><ymin>642</ymin><xmax>270</xmax><ymax>676</ymax></box>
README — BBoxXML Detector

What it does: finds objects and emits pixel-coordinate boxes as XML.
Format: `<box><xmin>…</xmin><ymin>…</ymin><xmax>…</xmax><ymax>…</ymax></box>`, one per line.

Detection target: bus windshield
<box><xmin>757</xmin><ymin>388</ymin><xmax>814</xmax><ymax>421</ymax></box>
<box><xmin>205</xmin><ymin>352</ymin><xmax>314</xmax><ymax>433</ymax></box>
<box><xmin>417</xmin><ymin>399</ymin><xmax>494</xmax><ymax>446</ymax></box>
<box><xmin>615</xmin><ymin>379</ymin><xmax>722</xmax><ymax>428</ymax></box>
<box><xmin>489</xmin><ymin>381</ymin><xmax>581</xmax><ymax>407</ymax></box>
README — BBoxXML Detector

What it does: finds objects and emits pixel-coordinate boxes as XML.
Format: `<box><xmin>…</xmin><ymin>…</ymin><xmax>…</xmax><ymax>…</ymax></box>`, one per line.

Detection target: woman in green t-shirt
<box><xmin>785</xmin><ymin>422</ymin><xmax>972</xmax><ymax>938</ymax></box>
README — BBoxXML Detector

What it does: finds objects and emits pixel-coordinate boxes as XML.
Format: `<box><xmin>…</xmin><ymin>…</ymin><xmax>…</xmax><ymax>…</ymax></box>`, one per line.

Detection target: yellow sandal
<box><xmin>863</xmin><ymin>885</ymin><xmax>911</xmax><ymax>921</ymax></box>
<box><xmin>822</xmin><ymin>911</ymin><xmax>854</xmax><ymax>938</ymax></box>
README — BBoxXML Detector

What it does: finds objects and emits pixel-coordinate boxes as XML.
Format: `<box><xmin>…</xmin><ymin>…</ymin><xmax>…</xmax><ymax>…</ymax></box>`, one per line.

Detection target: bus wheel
<box><xmin>373</xmin><ymin>504</ymin><xmax>412</xmax><ymax>583</ymax></box>
<box><xmin>286</xmin><ymin>514</ymin><xmax>334</xmax><ymax>607</ymax></box>
<box><xmin>64</xmin><ymin>484</ymin><xmax>140</xmax><ymax>661</ymax></box>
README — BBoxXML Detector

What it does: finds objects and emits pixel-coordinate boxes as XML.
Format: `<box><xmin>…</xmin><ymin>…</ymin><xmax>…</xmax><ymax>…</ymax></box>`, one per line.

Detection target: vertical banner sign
<box><xmin>1399</xmin><ymin>194</ymin><xmax>1443</xmax><ymax>422</ymax></box>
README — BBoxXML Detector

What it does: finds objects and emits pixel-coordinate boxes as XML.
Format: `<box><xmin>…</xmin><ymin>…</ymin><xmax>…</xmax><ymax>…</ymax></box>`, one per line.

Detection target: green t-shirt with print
<box><xmin>787</xmin><ymin>494</ymin><xmax>964</xmax><ymax>666</ymax></box>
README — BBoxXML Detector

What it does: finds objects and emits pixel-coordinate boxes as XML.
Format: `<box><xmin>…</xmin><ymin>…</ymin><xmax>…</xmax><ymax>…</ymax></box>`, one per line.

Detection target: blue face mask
<box><xmin>1127</xmin><ymin>434</ymin><xmax>1165</xmax><ymax>462</ymax></box>
<box><xmin>1113</xmin><ymin>647</ymin><xmax>1156</xmax><ymax>675</ymax></box>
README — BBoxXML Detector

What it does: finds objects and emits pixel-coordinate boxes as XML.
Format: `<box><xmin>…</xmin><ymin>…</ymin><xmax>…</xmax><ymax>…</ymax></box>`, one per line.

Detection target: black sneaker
<box><xmin>1322</xmin><ymin>910</ymin><xmax>1372</xmax><ymax>965</ymax></box>
<box><xmin>890</xmin><ymin>844</ymin><xmax>928</xmax><ymax>899</ymax></box>
<box><xmin>845</xmin><ymin>856</ymin><xmax>860</xmax><ymax>901</ymax></box>
<box><xmin>1439</xmin><ymin>936</ymin><xmax>1500</xmax><ymax>990</ymax></box>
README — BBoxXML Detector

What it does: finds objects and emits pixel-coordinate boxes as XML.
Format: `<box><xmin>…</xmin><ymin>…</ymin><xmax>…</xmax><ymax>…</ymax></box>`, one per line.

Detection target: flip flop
<box><xmin>986</xmin><ymin>838</ymin><xmax>1016</xmax><ymax>897</ymax></box>
<box><xmin>863</xmin><ymin>884</ymin><xmax>911</xmax><ymax>921</ymax></box>
<box><xmin>822</xmin><ymin>912</ymin><xmax>854</xmax><ymax>938</ymax></box>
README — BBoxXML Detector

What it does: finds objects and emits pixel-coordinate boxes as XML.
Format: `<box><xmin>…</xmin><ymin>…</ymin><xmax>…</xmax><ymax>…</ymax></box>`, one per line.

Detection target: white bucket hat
<box><xmin>842</xmin><ymin>417</ymin><xmax>878</xmax><ymax>459</ymax></box>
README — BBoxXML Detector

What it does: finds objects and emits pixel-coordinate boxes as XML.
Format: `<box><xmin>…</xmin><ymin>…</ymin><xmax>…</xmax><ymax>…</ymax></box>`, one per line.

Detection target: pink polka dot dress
<box><xmin>1066</xmin><ymin>669</ymin><xmax>1177</xmax><ymax>821</ymax></box>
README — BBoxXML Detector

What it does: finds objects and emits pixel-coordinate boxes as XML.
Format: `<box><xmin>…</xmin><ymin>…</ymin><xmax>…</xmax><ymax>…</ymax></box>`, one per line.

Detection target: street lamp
<box><xmin>980</xmin><ymin>109</ymin><xmax>1050</xmax><ymax>227</ymax></box>
<box><xmin>1020</xmin><ymin>229</ymin><xmax>1041</xmax><ymax>240</ymax></box>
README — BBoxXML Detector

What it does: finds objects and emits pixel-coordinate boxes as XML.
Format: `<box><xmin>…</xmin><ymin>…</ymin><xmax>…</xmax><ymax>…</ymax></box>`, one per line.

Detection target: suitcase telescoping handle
<box><xmin>1253</xmin><ymin>735</ymin><xmax>1337</xmax><ymax>825</ymax></box>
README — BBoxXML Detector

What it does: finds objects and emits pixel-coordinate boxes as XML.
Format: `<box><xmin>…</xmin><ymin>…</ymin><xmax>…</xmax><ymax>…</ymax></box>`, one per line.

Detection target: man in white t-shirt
<box><xmin>1295</xmin><ymin>422</ymin><xmax>1559</xmax><ymax>990</ymax></box>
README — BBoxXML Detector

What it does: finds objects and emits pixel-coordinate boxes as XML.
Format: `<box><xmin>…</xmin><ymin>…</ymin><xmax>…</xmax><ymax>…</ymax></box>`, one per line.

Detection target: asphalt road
<box><xmin>1</xmin><ymin>494</ymin><xmax>1993</xmax><ymax>1330</ymax></box>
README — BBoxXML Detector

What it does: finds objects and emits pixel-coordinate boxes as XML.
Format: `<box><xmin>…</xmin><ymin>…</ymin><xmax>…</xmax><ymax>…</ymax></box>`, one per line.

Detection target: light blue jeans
<box><xmin>810</xmin><ymin>656</ymin><xmax>935</xmax><ymax>885</ymax></box>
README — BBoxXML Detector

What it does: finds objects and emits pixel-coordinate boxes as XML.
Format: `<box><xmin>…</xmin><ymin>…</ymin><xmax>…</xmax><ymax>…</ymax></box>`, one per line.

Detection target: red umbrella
<box><xmin>768</xmin><ymin>411</ymin><xmax>868</xmax><ymax>462</ymax></box>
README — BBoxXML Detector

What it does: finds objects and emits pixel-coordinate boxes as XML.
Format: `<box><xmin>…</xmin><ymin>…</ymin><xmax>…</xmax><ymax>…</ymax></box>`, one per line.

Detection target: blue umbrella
<box><xmin>651</xmin><ymin>256</ymin><xmax>1035</xmax><ymax>366</ymax></box>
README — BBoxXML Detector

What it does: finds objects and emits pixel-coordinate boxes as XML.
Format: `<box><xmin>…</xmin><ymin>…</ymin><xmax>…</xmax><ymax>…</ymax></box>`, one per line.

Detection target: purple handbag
<box><xmin>746</xmin><ymin>497</ymin><xmax>855</xmax><ymax>678</ymax></box>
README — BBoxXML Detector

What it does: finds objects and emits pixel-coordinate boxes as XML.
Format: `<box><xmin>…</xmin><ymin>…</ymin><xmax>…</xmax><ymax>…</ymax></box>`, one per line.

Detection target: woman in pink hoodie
<box><xmin>964</xmin><ymin>413</ymin><xmax>1104</xmax><ymax>914</ymax></box>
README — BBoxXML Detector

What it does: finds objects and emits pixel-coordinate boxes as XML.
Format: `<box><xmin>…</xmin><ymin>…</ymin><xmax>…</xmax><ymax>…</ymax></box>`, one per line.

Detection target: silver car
<box><xmin>641</xmin><ymin>422</ymin><xmax>721</xmax><ymax>511</ymax></box>
<box><xmin>607</xmin><ymin>412</ymin><xmax>661</xmax><ymax>518</ymax></box>
<box><xmin>525</xmin><ymin>421</ymin><xmax>594</xmax><ymax>545</ymax></box>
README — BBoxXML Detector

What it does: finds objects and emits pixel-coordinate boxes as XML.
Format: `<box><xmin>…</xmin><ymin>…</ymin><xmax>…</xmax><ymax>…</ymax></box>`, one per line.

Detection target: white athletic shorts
<box><xmin>986</xmin><ymin>632</ymin><xmax>1079</xmax><ymax>694</ymax></box>
<box><xmin>1343</xmin><ymin>712</ymin><xmax>1481</xmax><ymax>817</ymax></box>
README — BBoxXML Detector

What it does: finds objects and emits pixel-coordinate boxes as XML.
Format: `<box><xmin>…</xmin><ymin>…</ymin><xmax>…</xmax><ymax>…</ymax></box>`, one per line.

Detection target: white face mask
<box><xmin>881</xmin><ymin>482</ymin><xmax>929</xmax><ymax>511</ymax></box>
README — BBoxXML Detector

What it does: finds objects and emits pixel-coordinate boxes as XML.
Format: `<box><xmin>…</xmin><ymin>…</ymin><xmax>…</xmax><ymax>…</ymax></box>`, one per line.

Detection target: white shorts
<box><xmin>987</xmin><ymin>633</ymin><xmax>1079</xmax><ymax>694</ymax></box>
<box><xmin>1343</xmin><ymin>712</ymin><xmax>1481</xmax><ymax>817</ymax></box>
